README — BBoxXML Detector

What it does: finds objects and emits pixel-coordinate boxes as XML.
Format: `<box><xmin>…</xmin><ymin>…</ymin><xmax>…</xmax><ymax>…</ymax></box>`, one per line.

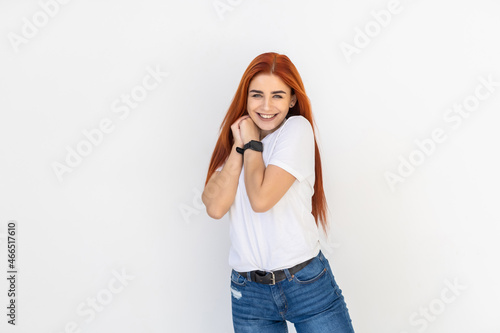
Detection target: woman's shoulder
<box><xmin>286</xmin><ymin>115</ymin><xmax>310</xmax><ymax>125</ymax></box>
<box><xmin>284</xmin><ymin>115</ymin><xmax>313</xmax><ymax>132</ymax></box>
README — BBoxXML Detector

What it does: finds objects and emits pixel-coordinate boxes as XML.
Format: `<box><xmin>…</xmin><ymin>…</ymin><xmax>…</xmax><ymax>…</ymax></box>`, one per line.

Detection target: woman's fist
<box><xmin>239</xmin><ymin>116</ymin><xmax>260</xmax><ymax>144</ymax></box>
<box><xmin>231</xmin><ymin>115</ymin><xmax>250</xmax><ymax>148</ymax></box>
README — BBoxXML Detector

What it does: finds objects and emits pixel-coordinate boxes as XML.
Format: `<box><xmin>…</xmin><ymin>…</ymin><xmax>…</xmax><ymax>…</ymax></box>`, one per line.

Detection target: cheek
<box><xmin>247</xmin><ymin>100</ymin><xmax>258</xmax><ymax>111</ymax></box>
<box><xmin>278</xmin><ymin>99</ymin><xmax>291</xmax><ymax>110</ymax></box>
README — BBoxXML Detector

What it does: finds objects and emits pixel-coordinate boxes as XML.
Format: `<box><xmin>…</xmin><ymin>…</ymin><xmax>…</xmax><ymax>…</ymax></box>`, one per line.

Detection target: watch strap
<box><xmin>236</xmin><ymin>140</ymin><xmax>263</xmax><ymax>156</ymax></box>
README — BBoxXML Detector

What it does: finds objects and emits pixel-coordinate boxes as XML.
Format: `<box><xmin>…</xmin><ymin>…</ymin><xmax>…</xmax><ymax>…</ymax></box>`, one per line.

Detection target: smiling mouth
<box><xmin>258</xmin><ymin>113</ymin><xmax>278</xmax><ymax>119</ymax></box>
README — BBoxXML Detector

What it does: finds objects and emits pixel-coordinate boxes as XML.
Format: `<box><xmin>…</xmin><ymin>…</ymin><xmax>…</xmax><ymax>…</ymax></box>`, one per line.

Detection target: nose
<box><xmin>261</xmin><ymin>97</ymin><xmax>271</xmax><ymax>111</ymax></box>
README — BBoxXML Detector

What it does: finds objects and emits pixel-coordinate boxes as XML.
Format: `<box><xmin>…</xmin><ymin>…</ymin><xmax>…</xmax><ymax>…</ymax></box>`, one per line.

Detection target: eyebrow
<box><xmin>249</xmin><ymin>89</ymin><xmax>287</xmax><ymax>94</ymax></box>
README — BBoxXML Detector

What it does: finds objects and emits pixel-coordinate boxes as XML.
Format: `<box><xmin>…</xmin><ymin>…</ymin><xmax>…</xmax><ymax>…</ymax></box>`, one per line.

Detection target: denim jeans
<box><xmin>230</xmin><ymin>250</ymin><xmax>355</xmax><ymax>332</ymax></box>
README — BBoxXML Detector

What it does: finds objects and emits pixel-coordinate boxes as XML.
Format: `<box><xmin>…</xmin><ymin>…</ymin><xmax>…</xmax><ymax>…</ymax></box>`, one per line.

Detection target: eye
<box><xmin>273</xmin><ymin>95</ymin><xmax>283</xmax><ymax>99</ymax></box>
<box><xmin>251</xmin><ymin>94</ymin><xmax>262</xmax><ymax>98</ymax></box>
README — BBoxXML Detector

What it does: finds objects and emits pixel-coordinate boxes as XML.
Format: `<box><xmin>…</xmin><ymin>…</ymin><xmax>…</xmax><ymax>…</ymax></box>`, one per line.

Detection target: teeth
<box><xmin>259</xmin><ymin>113</ymin><xmax>276</xmax><ymax>119</ymax></box>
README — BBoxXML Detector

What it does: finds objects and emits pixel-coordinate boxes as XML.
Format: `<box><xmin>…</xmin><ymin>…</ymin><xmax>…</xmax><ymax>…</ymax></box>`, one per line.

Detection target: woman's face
<box><xmin>246</xmin><ymin>73</ymin><xmax>297</xmax><ymax>139</ymax></box>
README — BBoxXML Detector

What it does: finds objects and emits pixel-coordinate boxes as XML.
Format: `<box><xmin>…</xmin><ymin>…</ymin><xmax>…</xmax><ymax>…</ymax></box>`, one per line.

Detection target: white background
<box><xmin>1</xmin><ymin>0</ymin><xmax>499</xmax><ymax>332</ymax></box>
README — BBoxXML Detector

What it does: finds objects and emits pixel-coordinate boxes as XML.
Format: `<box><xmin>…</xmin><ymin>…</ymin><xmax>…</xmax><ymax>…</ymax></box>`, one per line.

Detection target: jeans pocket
<box><xmin>292</xmin><ymin>257</ymin><xmax>327</xmax><ymax>284</ymax></box>
<box><xmin>230</xmin><ymin>270</ymin><xmax>247</xmax><ymax>286</ymax></box>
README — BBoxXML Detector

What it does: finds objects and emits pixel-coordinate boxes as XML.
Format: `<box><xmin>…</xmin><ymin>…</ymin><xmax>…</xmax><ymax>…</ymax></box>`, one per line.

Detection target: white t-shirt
<box><xmin>216</xmin><ymin>115</ymin><xmax>320</xmax><ymax>272</ymax></box>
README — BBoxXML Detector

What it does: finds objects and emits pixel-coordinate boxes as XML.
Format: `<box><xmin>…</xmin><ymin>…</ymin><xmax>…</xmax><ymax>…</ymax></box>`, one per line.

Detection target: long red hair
<box><xmin>204</xmin><ymin>52</ymin><xmax>330</xmax><ymax>236</ymax></box>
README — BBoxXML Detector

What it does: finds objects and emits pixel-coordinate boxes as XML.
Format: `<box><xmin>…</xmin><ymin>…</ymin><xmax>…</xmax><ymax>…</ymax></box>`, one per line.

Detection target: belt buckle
<box><xmin>269</xmin><ymin>271</ymin><xmax>276</xmax><ymax>285</ymax></box>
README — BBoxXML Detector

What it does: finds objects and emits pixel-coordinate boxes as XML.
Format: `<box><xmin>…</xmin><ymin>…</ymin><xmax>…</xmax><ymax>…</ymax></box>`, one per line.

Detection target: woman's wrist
<box><xmin>231</xmin><ymin>143</ymin><xmax>244</xmax><ymax>159</ymax></box>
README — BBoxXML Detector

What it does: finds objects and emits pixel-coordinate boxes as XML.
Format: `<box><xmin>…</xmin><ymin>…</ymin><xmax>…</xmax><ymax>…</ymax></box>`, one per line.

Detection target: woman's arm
<box><xmin>202</xmin><ymin>144</ymin><xmax>242</xmax><ymax>219</ymax></box>
<box><xmin>243</xmin><ymin>149</ymin><xmax>296</xmax><ymax>213</ymax></box>
<box><xmin>238</xmin><ymin>117</ymin><xmax>296</xmax><ymax>213</ymax></box>
<box><xmin>202</xmin><ymin>115</ymin><xmax>250</xmax><ymax>219</ymax></box>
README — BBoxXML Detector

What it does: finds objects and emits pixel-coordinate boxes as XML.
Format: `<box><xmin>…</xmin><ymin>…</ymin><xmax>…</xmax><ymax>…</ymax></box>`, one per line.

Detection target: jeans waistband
<box><xmin>236</xmin><ymin>251</ymin><xmax>320</xmax><ymax>285</ymax></box>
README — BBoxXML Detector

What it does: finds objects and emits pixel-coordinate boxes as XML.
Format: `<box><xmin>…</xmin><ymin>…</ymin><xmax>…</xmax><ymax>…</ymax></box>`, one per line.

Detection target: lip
<box><xmin>257</xmin><ymin>113</ymin><xmax>278</xmax><ymax>121</ymax></box>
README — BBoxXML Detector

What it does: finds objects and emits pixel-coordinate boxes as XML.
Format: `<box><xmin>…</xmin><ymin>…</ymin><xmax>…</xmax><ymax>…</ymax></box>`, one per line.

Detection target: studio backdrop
<box><xmin>0</xmin><ymin>0</ymin><xmax>499</xmax><ymax>332</ymax></box>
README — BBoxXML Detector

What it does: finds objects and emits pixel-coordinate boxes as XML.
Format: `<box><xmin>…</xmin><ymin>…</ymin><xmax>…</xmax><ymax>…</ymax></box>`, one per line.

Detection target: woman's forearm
<box><xmin>243</xmin><ymin>149</ymin><xmax>265</xmax><ymax>212</ymax></box>
<box><xmin>202</xmin><ymin>144</ymin><xmax>243</xmax><ymax>219</ymax></box>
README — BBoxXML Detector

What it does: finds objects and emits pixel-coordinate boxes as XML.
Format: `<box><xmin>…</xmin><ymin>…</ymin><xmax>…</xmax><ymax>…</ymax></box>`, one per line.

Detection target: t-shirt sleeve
<box><xmin>267</xmin><ymin>116</ymin><xmax>315</xmax><ymax>182</ymax></box>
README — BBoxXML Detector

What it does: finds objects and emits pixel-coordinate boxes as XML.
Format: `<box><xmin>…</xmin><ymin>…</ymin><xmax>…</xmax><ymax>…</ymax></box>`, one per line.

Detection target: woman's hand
<box><xmin>231</xmin><ymin>115</ymin><xmax>250</xmax><ymax>148</ymax></box>
<box><xmin>239</xmin><ymin>116</ymin><xmax>260</xmax><ymax>144</ymax></box>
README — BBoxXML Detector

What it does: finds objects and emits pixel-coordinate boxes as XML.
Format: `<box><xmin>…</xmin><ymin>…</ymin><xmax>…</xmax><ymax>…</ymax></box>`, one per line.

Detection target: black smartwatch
<box><xmin>236</xmin><ymin>140</ymin><xmax>263</xmax><ymax>154</ymax></box>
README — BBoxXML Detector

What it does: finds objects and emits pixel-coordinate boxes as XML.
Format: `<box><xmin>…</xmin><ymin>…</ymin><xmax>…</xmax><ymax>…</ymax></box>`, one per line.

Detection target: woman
<box><xmin>202</xmin><ymin>52</ymin><xmax>355</xmax><ymax>332</ymax></box>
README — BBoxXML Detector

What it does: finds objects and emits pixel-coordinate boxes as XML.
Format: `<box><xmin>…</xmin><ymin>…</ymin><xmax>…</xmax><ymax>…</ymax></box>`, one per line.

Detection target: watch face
<box><xmin>250</xmin><ymin>140</ymin><xmax>263</xmax><ymax>152</ymax></box>
<box><xmin>243</xmin><ymin>140</ymin><xmax>263</xmax><ymax>152</ymax></box>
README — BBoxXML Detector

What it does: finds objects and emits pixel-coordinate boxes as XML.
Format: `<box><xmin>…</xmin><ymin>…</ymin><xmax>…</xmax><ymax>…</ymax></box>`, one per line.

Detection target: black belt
<box><xmin>237</xmin><ymin>256</ymin><xmax>315</xmax><ymax>285</ymax></box>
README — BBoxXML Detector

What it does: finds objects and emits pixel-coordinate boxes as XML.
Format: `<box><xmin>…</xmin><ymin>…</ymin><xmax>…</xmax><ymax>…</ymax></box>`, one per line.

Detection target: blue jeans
<box><xmin>230</xmin><ymin>250</ymin><xmax>355</xmax><ymax>332</ymax></box>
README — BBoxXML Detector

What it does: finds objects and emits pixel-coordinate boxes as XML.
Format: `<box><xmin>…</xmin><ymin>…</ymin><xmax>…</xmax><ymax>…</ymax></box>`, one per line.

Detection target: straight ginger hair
<box><xmin>204</xmin><ymin>52</ymin><xmax>330</xmax><ymax>236</ymax></box>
